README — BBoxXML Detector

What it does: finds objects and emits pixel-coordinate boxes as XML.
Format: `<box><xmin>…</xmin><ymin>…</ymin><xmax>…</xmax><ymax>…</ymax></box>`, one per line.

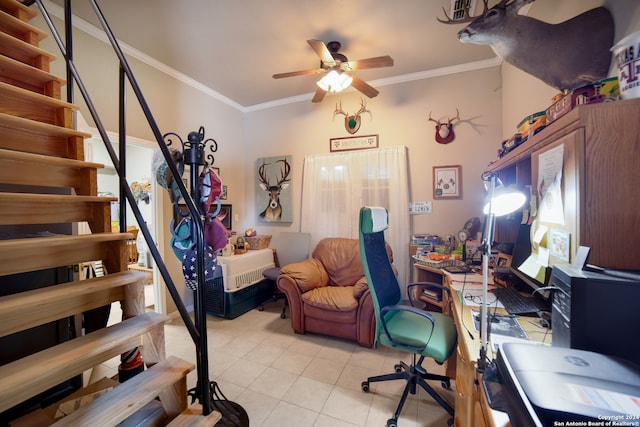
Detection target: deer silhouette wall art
<box><xmin>439</xmin><ymin>0</ymin><xmax>615</xmax><ymax>91</ymax></box>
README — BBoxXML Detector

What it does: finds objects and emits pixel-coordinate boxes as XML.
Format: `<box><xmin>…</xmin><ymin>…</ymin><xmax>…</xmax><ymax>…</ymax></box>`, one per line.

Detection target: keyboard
<box><xmin>491</xmin><ymin>286</ymin><xmax>548</xmax><ymax>315</ymax></box>
<box><xmin>443</xmin><ymin>264</ymin><xmax>472</xmax><ymax>274</ymax></box>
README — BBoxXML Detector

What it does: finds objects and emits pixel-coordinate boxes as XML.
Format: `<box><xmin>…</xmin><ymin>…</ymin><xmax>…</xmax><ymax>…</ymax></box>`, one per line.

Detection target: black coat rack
<box><xmin>162</xmin><ymin>127</ymin><xmax>249</xmax><ymax>424</ymax></box>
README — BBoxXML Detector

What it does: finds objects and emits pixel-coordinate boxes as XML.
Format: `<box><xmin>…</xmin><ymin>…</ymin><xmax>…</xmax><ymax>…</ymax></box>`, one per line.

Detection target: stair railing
<box><xmin>31</xmin><ymin>0</ymin><xmax>215</xmax><ymax>416</ymax></box>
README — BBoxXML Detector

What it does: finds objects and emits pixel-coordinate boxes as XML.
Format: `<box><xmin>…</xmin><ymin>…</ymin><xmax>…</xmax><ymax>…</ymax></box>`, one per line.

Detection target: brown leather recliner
<box><xmin>277</xmin><ymin>237</ymin><xmax>393</xmax><ymax>348</ymax></box>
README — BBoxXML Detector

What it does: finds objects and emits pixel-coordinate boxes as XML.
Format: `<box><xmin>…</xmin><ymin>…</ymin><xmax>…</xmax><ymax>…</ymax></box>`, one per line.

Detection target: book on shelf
<box><xmin>421</xmin><ymin>287</ymin><xmax>442</xmax><ymax>302</ymax></box>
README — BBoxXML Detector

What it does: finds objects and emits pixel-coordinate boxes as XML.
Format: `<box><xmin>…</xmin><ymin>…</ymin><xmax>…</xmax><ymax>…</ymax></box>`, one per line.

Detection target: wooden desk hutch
<box><xmin>486</xmin><ymin>99</ymin><xmax>640</xmax><ymax>271</ymax></box>
<box><xmin>415</xmin><ymin>99</ymin><xmax>640</xmax><ymax>427</ymax></box>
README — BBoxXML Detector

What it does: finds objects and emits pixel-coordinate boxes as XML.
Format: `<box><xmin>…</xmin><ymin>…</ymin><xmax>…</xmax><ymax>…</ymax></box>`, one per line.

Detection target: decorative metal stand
<box><xmin>163</xmin><ymin>127</ymin><xmax>248</xmax><ymax>425</ymax></box>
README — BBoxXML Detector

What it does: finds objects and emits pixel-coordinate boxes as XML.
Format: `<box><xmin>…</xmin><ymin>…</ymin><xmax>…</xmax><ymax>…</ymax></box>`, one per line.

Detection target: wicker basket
<box><xmin>244</xmin><ymin>235</ymin><xmax>272</xmax><ymax>250</ymax></box>
<box><xmin>412</xmin><ymin>255</ymin><xmax>465</xmax><ymax>268</ymax></box>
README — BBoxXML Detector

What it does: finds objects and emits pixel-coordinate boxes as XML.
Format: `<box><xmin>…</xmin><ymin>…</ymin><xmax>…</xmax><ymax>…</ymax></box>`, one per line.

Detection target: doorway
<box><xmin>87</xmin><ymin>132</ymin><xmax>163</xmax><ymax>314</ymax></box>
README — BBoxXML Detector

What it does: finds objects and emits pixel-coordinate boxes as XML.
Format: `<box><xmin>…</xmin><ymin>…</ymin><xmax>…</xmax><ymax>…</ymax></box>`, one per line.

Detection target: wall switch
<box><xmin>409</xmin><ymin>201</ymin><xmax>432</xmax><ymax>215</ymax></box>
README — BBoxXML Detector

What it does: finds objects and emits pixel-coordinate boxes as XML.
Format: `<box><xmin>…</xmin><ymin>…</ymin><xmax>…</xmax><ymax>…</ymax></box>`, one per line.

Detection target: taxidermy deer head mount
<box><xmin>438</xmin><ymin>0</ymin><xmax>614</xmax><ymax>91</ymax></box>
<box><xmin>428</xmin><ymin>109</ymin><xmax>460</xmax><ymax>144</ymax></box>
<box><xmin>334</xmin><ymin>99</ymin><xmax>371</xmax><ymax>134</ymax></box>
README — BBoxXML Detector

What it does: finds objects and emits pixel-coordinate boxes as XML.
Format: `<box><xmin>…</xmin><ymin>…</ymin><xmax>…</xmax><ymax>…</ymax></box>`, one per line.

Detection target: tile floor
<box><xmin>96</xmin><ymin>302</ymin><xmax>457</xmax><ymax>427</ymax></box>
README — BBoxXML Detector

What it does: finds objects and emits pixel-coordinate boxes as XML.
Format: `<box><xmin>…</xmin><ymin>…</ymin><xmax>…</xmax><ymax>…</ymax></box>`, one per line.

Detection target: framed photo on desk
<box><xmin>496</xmin><ymin>253</ymin><xmax>512</xmax><ymax>268</ymax></box>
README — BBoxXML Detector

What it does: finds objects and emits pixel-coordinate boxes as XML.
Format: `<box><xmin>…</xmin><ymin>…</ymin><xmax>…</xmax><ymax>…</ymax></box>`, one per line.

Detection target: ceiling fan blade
<box><xmin>311</xmin><ymin>87</ymin><xmax>327</xmax><ymax>103</ymax></box>
<box><xmin>350</xmin><ymin>75</ymin><xmax>379</xmax><ymax>98</ymax></box>
<box><xmin>273</xmin><ymin>68</ymin><xmax>324</xmax><ymax>79</ymax></box>
<box><xmin>346</xmin><ymin>55</ymin><xmax>394</xmax><ymax>71</ymax></box>
<box><xmin>307</xmin><ymin>39</ymin><xmax>336</xmax><ymax>67</ymax></box>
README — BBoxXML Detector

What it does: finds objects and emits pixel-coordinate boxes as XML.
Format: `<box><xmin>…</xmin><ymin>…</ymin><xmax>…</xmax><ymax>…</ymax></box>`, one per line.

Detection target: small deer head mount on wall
<box><xmin>334</xmin><ymin>99</ymin><xmax>371</xmax><ymax>134</ymax></box>
<box><xmin>428</xmin><ymin>109</ymin><xmax>460</xmax><ymax>144</ymax></box>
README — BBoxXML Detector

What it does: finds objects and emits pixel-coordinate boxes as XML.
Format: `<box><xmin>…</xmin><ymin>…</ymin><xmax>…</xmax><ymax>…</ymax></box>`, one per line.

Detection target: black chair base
<box><xmin>361</xmin><ymin>355</ymin><xmax>454</xmax><ymax>427</ymax></box>
<box><xmin>258</xmin><ymin>292</ymin><xmax>288</xmax><ymax>318</ymax></box>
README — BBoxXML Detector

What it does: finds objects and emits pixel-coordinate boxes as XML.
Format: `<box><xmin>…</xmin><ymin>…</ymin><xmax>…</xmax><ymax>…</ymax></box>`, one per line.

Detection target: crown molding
<box><xmin>42</xmin><ymin>0</ymin><xmax>502</xmax><ymax>113</ymax></box>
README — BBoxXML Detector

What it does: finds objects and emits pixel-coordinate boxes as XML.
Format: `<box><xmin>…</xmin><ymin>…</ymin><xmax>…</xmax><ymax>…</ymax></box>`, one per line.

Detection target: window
<box><xmin>301</xmin><ymin>146</ymin><xmax>410</xmax><ymax>288</ymax></box>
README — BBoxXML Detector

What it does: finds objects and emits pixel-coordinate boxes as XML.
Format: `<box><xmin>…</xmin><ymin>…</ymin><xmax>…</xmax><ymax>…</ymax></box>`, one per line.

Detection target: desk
<box><xmin>413</xmin><ymin>263</ymin><xmax>447</xmax><ymax>311</ymax></box>
<box><xmin>446</xmin><ymin>271</ymin><xmax>552</xmax><ymax>427</ymax></box>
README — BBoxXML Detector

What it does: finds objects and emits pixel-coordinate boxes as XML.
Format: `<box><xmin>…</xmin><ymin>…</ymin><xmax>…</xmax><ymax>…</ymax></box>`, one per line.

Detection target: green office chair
<box><xmin>359</xmin><ymin>207</ymin><xmax>457</xmax><ymax>427</ymax></box>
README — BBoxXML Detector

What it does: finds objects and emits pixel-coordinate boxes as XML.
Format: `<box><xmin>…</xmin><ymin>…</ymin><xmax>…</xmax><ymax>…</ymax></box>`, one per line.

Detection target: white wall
<box><xmin>34</xmin><ymin>12</ymin><xmax>245</xmax><ymax>313</ymax></box>
<box><xmin>244</xmin><ymin>67</ymin><xmax>503</xmax><ymax>244</ymax></box>
<box><xmin>32</xmin><ymin>0</ymin><xmax>640</xmax><ymax>316</ymax></box>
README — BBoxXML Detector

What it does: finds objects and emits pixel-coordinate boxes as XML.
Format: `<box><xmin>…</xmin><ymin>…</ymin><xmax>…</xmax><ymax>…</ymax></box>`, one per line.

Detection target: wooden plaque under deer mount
<box><xmin>255</xmin><ymin>155</ymin><xmax>293</xmax><ymax>223</ymax></box>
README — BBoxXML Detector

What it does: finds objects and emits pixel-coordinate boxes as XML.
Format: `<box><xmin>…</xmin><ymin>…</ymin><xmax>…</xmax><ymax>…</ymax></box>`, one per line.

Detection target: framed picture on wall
<box><xmin>256</xmin><ymin>155</ymin><xmax>293</xmax><ymax>222</ymax></box>
<box><xmin>215</xmin><ymin>204</ymin><xmax>232</xmax><ymax>230</ymax></box>
<box><xmin>433</xmin><ymin>165</ymin><xmax>462</xmax><ymax>199</ymax></box>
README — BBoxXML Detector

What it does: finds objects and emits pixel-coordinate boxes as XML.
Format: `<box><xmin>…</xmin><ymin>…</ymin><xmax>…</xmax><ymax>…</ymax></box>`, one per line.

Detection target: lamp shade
<box><xmin>482</xmin><ymin>185</ymin><xmax>526</xmax><ymax>217</ymax></box>
<box><xmin>317</xmin><ymin>70</ymin><xmax>352</xmax><ymax>93</ymax></box>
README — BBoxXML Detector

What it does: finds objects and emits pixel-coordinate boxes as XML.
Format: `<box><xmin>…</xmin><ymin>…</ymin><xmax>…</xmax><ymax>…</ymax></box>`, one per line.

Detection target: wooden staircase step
<box><xmin>0</xmin><ymin>311</ymin><xmax>170</xmax><ymax>413</ymax></box>
<box><xmin>0</xmin><ymin>8</ymin><xmax>46</xmax><ymax>45</ymax></box>
<box><xmin>0</xmin><ymin>270</ymin><xmax>149</xmax><ymax>339</ymax></box>
<box><xmin>167</xmin><ymin>404</ymin><xmax>223</xmax><ymax>427</ymax></box>
<box><xmin>0</xmin><ymin>192</ymin><xmax>115</xmax><ymax>232</ymax></box>
<box><xmin>0</xmin><ymin>147</ymin><xmax>103</xmax><ymax>195</ymax></box>
<box><xmin>0</xmin><ymin>0</ymin><xmax>38</xmax><ymax>21</ymax></box>
<box><xmin>0</xmin><ymin>112</ymin><xmax>88</xmax><ymax>160</ymax></box>
<box><xmin>0</xmin><ymin>232</ymin><xmax>132</xmax><ymax>276</ymax></box>
<box><xmin>51</xmin><ymin>356</ymin><xmax>194</xmax><ymax>427</ymax></box>
<box><xmin>0</xmin><ymin>81</ymin><xmax>76</xmax><ymax>126</ymax></box>
<box><xmin>0</xmin><ymin>53</ymin><xmax>63</xmax><ymax>97</ymax></box>
<box><xmin>0</xmin><ymin>31</ymin><xmax>55</xmax><ymax>72</ymax></box>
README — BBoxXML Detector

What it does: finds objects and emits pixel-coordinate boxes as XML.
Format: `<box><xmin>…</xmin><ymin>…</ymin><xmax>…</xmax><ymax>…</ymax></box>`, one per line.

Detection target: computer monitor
<box><xmin>509</xmin><ymin>223</ymin><xmax>551</xmax><ymax>300</ymax></box>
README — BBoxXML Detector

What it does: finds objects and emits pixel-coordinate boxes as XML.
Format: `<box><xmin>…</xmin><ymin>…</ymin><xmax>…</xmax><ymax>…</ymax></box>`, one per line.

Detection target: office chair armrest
<box><xmin>379</xmin><ymin>304</ymin><xmax>437</xmax><ymax>352</ymax></box>
<box><xmin>407</xmin><ymin>282</ymin><xmax>451</xmax><ymax>306</ymax></box>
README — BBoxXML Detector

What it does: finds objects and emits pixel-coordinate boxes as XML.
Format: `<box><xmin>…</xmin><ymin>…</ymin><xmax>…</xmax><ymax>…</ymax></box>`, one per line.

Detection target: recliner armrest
<box><xmin>279</xmin><ymin>258</ymin><xmax>329</xmax><ymax>293</ymax></box>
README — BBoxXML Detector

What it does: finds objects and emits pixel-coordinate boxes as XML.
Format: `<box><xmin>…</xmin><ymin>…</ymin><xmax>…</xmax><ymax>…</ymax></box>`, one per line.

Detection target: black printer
<box><xmin>490</xmin><ymin>343</ymin><xmax>640</xmax><ymax>427</ymax></box>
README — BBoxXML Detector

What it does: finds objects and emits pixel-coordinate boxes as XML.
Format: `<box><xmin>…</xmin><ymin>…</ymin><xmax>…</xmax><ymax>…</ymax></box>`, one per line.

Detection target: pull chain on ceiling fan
<box><xmin>272</xmin><ymin>39</ymin><xmax>394</xmax><ymax>103</ymax></box>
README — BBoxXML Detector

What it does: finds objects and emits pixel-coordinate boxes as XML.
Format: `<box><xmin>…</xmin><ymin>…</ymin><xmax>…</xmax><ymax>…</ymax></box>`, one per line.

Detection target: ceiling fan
<box><xmin>272</xmin><ymin>39</ymin><xmax>394</xmax><ymax>103</ymax></box>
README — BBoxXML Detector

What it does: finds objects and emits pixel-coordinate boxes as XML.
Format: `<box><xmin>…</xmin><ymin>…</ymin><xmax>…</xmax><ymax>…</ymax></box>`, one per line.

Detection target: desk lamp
<box><xmin>478</xmin><ymin>173</ymin><xmax>526</xmax><ymax>371</ymax></box>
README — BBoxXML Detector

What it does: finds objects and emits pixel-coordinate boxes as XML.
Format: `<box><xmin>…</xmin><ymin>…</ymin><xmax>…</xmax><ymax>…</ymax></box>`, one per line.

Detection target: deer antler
<box><xmin>335</xmin><ymin>99</ymin><xmax>371</xmax><ymax>120</ymax></box>
<box><xmin>437</xmin><ymin>0</ymin><xmax>489</xmax><ymax>24</ymax></box>
<box><xmin>258</xmin><ymin>161</ymin><xmax>271</xmax><ymax>188</ymax></box>
<box><xmin>428</xmin><ymin>111</ymin><xmax>440</xmax><ymax>124</ymax></box>
<box><xmin>448</xmin><ymin>109</ymin><xmax>461</xmax><ymax>126</ymax></box>
<box><xmin>274</xmin><ymin>159</ymin><xmax>291</xmax><ymax>187</ymax></box>
<box><xmin>356</xmin><ymin>99</ymin><xmax>370</xmax><ymax>117</ymax></box>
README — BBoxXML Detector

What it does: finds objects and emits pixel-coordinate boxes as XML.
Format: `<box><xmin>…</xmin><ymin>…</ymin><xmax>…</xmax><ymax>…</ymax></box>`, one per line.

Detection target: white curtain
<box><xmin>301</xmin><ymin>146</ymin><xmax>411</xmax><ymax>291</ymax></box>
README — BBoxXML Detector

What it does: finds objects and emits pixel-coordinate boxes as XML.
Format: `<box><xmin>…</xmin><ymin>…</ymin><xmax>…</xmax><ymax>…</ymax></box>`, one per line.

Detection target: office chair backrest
<box><xmin>273</xmin><ymin>232</ymin><xmax>311</xmax><ymax>267</ymax></box>
<box><xmin>359</xmin><ymin>207</ymin><xmax>402</xmax><ymax>327</ymax></box>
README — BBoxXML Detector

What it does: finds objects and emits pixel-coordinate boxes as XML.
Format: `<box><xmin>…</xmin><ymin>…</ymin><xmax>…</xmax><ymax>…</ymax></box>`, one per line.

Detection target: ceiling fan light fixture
<box><xmin>317</xmin><ymin>70</ymin><xmax>352</xmax><ymax>93</ymax></box>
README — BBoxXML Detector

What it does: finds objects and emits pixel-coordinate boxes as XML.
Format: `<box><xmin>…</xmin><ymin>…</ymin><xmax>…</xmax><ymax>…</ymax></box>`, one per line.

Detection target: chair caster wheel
<box><xmin>361</xmin><ymin>381</ymin><xmax>369</xmax><ymax>392</ymax></box>
<box><xmin>386</xmin><ymin>418</ymin><xmax>398</xmax><ymax>427</ymax></box>
<box><xmin>394</xmin><ymin>364</ymin><xmax>402</xmax><ymax>373</ymax></box>
<box><xmin>280</xmin><ymin>312</ymin><xmax>286</xmax><ymax>319</ymax></box>
<box><xmin>447</xmin><ymin>418</ymin><xmax>454</xmax><ymax>427</ymax></box>
<box><xmin>258</xmin><ymin>306</ymin><xmax>264</xmax><ymax>311</ymax></box>
<box><xmin>442</xmin><ymin>379</ymin><xmax>451</xmax><ymax>389</ymax></box>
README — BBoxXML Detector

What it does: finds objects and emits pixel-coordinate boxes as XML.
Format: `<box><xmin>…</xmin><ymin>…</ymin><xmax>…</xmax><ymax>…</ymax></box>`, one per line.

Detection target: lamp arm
<box><xmin>478</xmin><ymin>174</ymin><xmax>497</xmax><ymax>372</ymax></box>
